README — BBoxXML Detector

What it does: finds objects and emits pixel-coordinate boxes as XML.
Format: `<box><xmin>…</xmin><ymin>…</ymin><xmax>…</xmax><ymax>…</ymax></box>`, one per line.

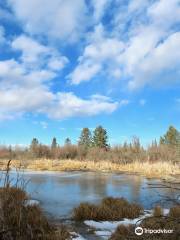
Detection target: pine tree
<box><xmin>51</xmin><ymin>137</ymin><xmax>57</xmax><ymax>149</ymax></box>
<box><xmin>65</xmin><ymin>138</ymin><xmax>71</xmax><ymax>146</ymax></box>
<box><xmin>78</xmin><ymin>128</ymin><xmax>92</xmax><ymax>148</ymax></box>
<box><xmin>93</xmin><ymin>126</ymin><xmax>109</xmax><ymax>149</ymax></box>
<box><xmin>160</xmin><ymin>126</ymin><xmax>179</xmax><ymax>146</ymax></box>
<box><xmin>30</xmin><ymin>138</ymin><xmax>39</xmax><ymax>150</ymax></box>
<box><xmin>30</xmin><ymin>138</ymin><xmax>39</xmax><ymax>156</ymax></box>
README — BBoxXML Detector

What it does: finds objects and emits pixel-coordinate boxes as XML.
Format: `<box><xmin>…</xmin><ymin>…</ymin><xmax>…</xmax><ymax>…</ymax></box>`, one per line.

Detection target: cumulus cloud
<box><xmin>69</xmin><ymin>24</ymin><xmax>124</xmax><ymax>84</ymax></box>
<box><xmin>0</xmin><ymin>0</ymin><xmax>179</xmax><ymax>121</ymax></box>
<box><xmin>8</xmin><ymin>0</ymin><xmax>88</xmax><ymax>42</ymax></box>
<box><xmin>11</xmin><ymin>35</ymin><xmax>68</xmax><ymax>71</ymax></box>
<box><xmin>44</xmin><ymin>92</ymin><xmax>119</xmax><ymax>119</ymax></box>
<box><xmin>128</xmin><ymin>32</ymin><xmax>180</xmax><ymax>90</ymax></box>
<box><xmin>0</xmin><ymin>83</ymin><xmax>119</xmax><ymax>120</ymax></box>
<box><xmin>0</xmin><ymin>47</ymin><xmax>118</xmax><ymax>120</ymax></box>
<box><xmin>69</xmin><ymin>0</ymin><xmax>180</xmax><ymax>90</ymax></box>
<box><xmin>91</xmin><ymin>0</ymin><xmax>111</xmax><ymax>22</ymax></box>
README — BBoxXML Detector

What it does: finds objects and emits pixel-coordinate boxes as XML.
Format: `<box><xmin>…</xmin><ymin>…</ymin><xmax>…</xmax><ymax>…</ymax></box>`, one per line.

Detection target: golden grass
<box><xmin>73</xmin><ymin>197</ymin><xmax>143</xmax><ymax>221</ymax></box>
<box><xmin>0</xmin><ymin>159</ymin><xmax>179</xmax><ymax>178</ymax></box>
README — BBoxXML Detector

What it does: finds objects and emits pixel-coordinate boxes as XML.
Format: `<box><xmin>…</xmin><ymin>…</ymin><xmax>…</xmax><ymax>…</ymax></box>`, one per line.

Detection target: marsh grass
<box><xmin>73</xmin><ymin>197</ymin><xmax>143</xmax><ymax>221</ymax></box>
<box><xmin>169</xmin><ymin>205</ymin><xmax>180</xmax><ymax>218</ymax></box>
<box><xmin>153</xmin><ymin>206</ymin><xmax>163</xmax><ymax>217</ymax></box>
<box><xmin>0</xmin><ymin>161</ymin><xmax>70</xmax><ymax>240</ymax></box>
<box><xmin>109</xmin><ymin>225</ymin><xmax>134</xmax><ymax>240</ymax></box>
<box><xmin>110</xmin><ymin>205</ymin><xmax>180</xmax><ymax>240</ymax></box>
<box><xmin>0</xmin><ymin>159</ymin><xmax>178</xmax><ymax>178</ymax></box>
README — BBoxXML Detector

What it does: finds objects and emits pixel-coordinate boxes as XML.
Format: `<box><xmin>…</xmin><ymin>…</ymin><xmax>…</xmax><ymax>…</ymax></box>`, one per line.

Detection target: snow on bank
<box><xmin>70</xmin><ymin>232</ymin><xmax>86</xmax><ymax>240</ymax></box>
<box><xmin>24</xmin><ymin>199</ymin><xmax>40</xmax><ymax>206</ymax></box>
<box><xmin>84</xmin><ymin>209</ymin><xmax>169</xmax><ymax>239</ymax></box>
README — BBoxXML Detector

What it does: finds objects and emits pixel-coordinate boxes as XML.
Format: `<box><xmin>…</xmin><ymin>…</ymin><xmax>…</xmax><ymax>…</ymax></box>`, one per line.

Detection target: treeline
<box><xmin>0</xmin><ymin>125</ymin><xmax>179</xmax><ymax>163</ymax></box>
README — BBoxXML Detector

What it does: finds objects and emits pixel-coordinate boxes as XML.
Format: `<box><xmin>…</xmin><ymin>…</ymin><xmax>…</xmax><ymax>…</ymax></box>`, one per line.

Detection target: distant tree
<box><xmin>65</xmin><ymin>138</ymin><xmax>71</xmax><ymax>146</ymax></box>
<box><xmin>160</xmin><ymin>126</ymin><xmax>180</xmax><ymax>146</ymax></box>
<box><xmin>93</xmin><ymin>126</ymin><xmax>109</xmax><ymax>149</ymax></box>
<box><xmin>30</xmin><ymin>138</ymin><xmax>39</xmax><ymax>157</ymax></box>
<box><xmin>132</xmin><ymin>136</ymin><xmax>141</xmax><ymax>152</ymax></box>
<box><xmin>30</xmin><ymin>138</ymin><xmax>39</xmax><ymax>151</ymax></box>
<box><xmin>78</xmin><ymin>128</ymin><xmax>92</xmax><ymax>148</ymax></box>
<box><xmin>51</xmin><ymin>137</ymin><xmax>57</xmax><ymax>149</ymax></box>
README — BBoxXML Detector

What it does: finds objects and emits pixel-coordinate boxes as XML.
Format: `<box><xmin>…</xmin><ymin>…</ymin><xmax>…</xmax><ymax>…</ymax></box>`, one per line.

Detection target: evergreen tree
<box><xmin>30</xmin><ymin>138</ymin><xmax>39</xmax><ymax>156</ymax></box>
<box><xmin>65</xmin><ymin>138</ymin><xmax>71</xmax><ymax>146</ymax></box>
<box><xmin>30</xmin><ymin>138</ymin><xmax>39</xmax><ymax>151</ymax></box>
<box><xmin>93</xmin><ymin>126</ymin><xmax>109</xmax><ymax>149</ymax></box>
<box><xmin>51</xmin><ymin>137</ymin><xmax>57</xmax><ymax>149</ymax></box>
<box><xmin>160</xmin><ymin>126</ymin><xmax>179</xmax><ymax>146</ymax></box>
<box><xmin>78</xmin><ymin>128</ymin><xmax>92</xmax><ymax>148</ymax></box>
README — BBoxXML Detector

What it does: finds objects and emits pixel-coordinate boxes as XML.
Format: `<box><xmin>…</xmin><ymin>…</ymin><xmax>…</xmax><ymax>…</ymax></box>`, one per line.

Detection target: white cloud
<box><xmin>0</xmin><ymin>57</ymin><xmax>118</xmax><ymax>120</ymax></box>
<box><xmin>8</xmin><ymin>0</ymin><xmax>88</xmax><ymax>42</ymax></box>
<box><xmin>148</xmin><ymin>0</ymin><xmax>180</xmax><ymax>28</ymax></box>
<box><xmin>128</xmin><ymin>32</ymin><xmax>180</xmax><ymax>90</ymax></box>
<box><xmin>0</xmin><ymin>0</ymin><xmax>179</xmax><ymax>122</ymax></box>
<box><xmin>92</xmin><ymin>0</ymin><xmax>111</xmax><ymax>22</ymax></box>
<box><xmin>12</xmin><ymin>35</ymin><xmax>48</xmax><ymax>64</ymax></box>
<box><xmin>69</xmin><ymin>24</ymin><xmax>124</xmax><ymax>84</ymax></box>
<box><xmin>44</xmin><ymin>92</ymin><xmax>119</xmax><ymax>119</ymax></box>
<box><xmin>69</xmin><ymin>0</ymin><xmax>180</xmax><ymax>90</ymax></box>
<box><xmin>69</xmin><ymin>62</ymin><xmax>101</xmax><ymax>85</ymax></box>
<box><xmin>11</xmin><ymin>35</ymin><xmax>68</xmax><ymax>71</ymax></box>
<box><xmin>48</xmin><ymin>57</ymin><xmax>68</xmax><ymax>71</ymax></box>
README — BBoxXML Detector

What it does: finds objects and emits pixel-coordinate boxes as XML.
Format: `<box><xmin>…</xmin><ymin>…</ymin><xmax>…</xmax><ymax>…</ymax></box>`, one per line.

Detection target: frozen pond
<box><xmin>0</xmin><ymin>170</ymin><xmax>178</xmax><ymax>220</ymax></box>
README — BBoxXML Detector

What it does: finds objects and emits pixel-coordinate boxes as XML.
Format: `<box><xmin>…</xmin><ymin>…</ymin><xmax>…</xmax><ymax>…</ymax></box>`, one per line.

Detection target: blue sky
<box><xmin>0</xmin><ymin>0</ymin><xmax>180</xmax><ymax>146</ymax></box>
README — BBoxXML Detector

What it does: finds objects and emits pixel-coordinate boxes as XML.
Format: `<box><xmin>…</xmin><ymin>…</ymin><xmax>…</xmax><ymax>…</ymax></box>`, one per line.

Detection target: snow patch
<box><xmin>70</xmin><ymin>232</ymin><xmax>86</xmax><ymax>240</ymax></box>
<box><xmin>24</xmin><ymin>199</ymin><xmax>40</xmax><ymax>206</ymax></box>
<box><xmin>84</xmin><ymin>209</ymin><xmax>169</xmax><ymax>239</ymax></box>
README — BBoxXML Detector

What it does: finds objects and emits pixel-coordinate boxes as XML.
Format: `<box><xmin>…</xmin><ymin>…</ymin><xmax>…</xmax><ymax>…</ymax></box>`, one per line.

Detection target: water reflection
<box><xmin>0</xmin><ymin>171</ymin><xmax>178</xmax><ymax>219</ymax></box>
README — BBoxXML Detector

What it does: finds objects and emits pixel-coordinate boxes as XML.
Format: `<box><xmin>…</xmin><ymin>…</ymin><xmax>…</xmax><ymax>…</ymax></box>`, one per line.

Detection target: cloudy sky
<box><xmin>0</xmin><ymin>0</ymin><xmax>179</xmax><ymax>146</ymax></box>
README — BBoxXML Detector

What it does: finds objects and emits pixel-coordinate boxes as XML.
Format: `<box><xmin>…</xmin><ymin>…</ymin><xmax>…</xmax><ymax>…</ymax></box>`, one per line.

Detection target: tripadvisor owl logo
<box><xmin>135</xmin><ymin>227</ymin><xmax>143</xmax><ymax>236</ymax></box>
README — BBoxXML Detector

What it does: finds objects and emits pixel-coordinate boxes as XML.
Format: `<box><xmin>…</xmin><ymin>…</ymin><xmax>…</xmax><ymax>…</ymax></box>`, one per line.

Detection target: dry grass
<box><xmin>110</xmin><ymin>205</ymin><xmax>180</xmax><ymax>240</ymax></box>
<box><xmin>0</xmin><ymin>187</ymin><xmax>70</xmax><ymax>240</ymax></box>
<box><xmin>109</xmin><ymin>225</ymin><xmax>134</xmax><ymax>240</ymax></box>
<box><xmin>0</xmin><ymin>159</ymin><xmax>179</xmax><ymax>179</ymax></box>
<box><xmin>169</xmin><ymin>205</ymin><xmax>180</xmax><ymax>218</ymax></box>
<box><xmin>153</xmin><ymin>206</ymin><xmax>163</xmax><ymax>217</ymax></box>
<box><xmin>73</xmin><ymin>197</ymin><xmax>143</xmax><ymax>221</ymax></box>
<box><xmin>0</xmin><ymin>161</ymin><xmax>70</xmax><ymax>240</ymax></box>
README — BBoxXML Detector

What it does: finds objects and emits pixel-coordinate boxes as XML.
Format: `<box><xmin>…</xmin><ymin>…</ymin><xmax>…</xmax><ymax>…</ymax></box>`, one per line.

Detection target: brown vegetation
<box><xmin>153</xmin><ymin>206</ymin><xmax>163</xmax><ymax>217</ymax></box>
<box><xmin>0</xmin><ymin>159</ymin><xmax>178</xmax><ymax>178</ymax></box>
<box><xmin>110</xmin><ymin>205</ymin><xmax>180</xmax><ymax>240</ymax></box>
<box><xmin>73</xmin><ymin>197</ymin><xmax>143</xmax><ymax>221</ymax></box>
<box><xmin>0</xmin><ymin>161</ymin><xmax>70</xmax><ymax>240</ymax></box>
<box><xmin>0</xmin><ymin>125</ymin><xmax>179</xmax><ymax>178</ymax></box>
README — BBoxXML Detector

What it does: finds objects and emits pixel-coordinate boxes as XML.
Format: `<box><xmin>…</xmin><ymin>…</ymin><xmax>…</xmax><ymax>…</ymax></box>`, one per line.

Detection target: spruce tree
<box><xmin>78</xmin><ymin>128</ymin><xmax>92</xmax><ymax>148</ymax></box>
<box><xmin>93</xmin><ymin>126</ymin><xmax>109</xmax><ymax>149</ymax></box>
<box><xmin>30</xmin><ymin>138</ymin><xmax>39</xmax><ymax>151</ymax></box>
<box><xmin>51</xmin><ymin>137</ymin><xmax>57</xmax><ymax>149</ymax></box>
<box><xmin>160</xmin><ymin>126</ymin><xmax>179</xmax><ymax>146</ymax></box>
<box><xmin>65</xmin><ymin>138</ymin><xmax>71</xmax><ymax>146</ymax></box>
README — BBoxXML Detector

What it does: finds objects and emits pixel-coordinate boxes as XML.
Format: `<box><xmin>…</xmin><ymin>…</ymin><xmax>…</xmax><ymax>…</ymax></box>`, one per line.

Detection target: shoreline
<box><xmin>0</xmin><ymin>159</ymin><xmax>179</xmax><ymax>180</ymax></box>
